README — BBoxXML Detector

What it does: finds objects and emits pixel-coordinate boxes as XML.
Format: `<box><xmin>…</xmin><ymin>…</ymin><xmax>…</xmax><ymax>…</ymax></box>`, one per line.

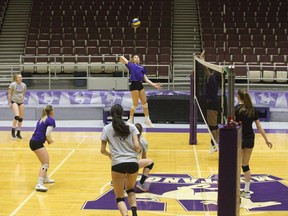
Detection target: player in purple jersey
<box><xmin>235</xmin><ymin>89</ymin><xmax>272</xmax><ymax>199</ymax></box>
<box><xmin>29</xmin><ymin>105</ymin><xmax>56</xmax><ymax>192</ymax></box>
<box><xmin>119</xmin><ymin>55</ymin><xmax>161</xmax><ymax>128</ymax></box>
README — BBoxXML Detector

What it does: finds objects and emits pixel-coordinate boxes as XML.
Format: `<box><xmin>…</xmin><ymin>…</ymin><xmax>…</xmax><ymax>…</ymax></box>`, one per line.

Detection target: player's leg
<box><xmin>129</xmin><ymin>90</ymin><xmax>139</xmax><ymax>123</ymax></box>
<box><xmin>16</xmin><ymin>104</ymin><xmax>25</xmax><ymax>139</ymax></box>
<box><xmin>241</xmin><ymin>148</ymin><xmax>253</xmax><ymax>198</ymax></box>
<box><xmin>112</xmin><ymin>171</ymin><xmax>128</xmax><ymax>216</ymax></box>
<box><xmin>139</xmin><ymin>89</ymin><xmax>154</xmax><ymax>127</ymax></box>
<box><xmin>207</xmin><ymin>108</ymin><xmax>219</xmax><ymax>153</ymax></box>
<box><xmin>137</xmin><ymin>159</ymin><xmax>154</xmax><ymax>191</ymax></box>
<box><xmin>33</xmin><ymin>147</ymin><xmax>50</xmax><ymax>192</ymax></box>
<box><xmin>126</xmin><ymin>171</ymin><xmax>139</xmax><ymax>216</ymax></box>
<box><xmin>10</xmin><ymin>102</ymin><xmax>19</xmax><ymax>139</ymax></box>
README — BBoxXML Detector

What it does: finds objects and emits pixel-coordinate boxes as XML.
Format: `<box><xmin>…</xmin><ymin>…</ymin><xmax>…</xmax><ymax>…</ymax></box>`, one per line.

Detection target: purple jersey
<box><xmin>126</xmin><ymin>62</ymin><xmax>147</xmax><ymax>82</ymax></box>
<box><xmin>31</xmin><ymin>116</ymin><xmax>56</xmax><ymax>143</ymax></box>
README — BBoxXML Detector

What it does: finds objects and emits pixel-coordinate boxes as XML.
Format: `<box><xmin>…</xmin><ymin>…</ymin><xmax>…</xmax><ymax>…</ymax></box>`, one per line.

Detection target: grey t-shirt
<box><xmin>139</xmin><ymin>136</ymin><xmax>148</xmax><ymax>153</ymax></box>
<box><xmin>9</xmin><ymin>82</ymin><xmax>26</xmax><ymax>104</ymax></box>
<box><xmin>100</xmin><ymin>122</ymin><xmax>139</xmax><ymax>166</ymax></box>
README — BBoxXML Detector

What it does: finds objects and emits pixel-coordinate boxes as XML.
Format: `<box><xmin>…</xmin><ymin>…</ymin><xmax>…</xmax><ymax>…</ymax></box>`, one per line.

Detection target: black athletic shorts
<box><xmin>11</xmin><ymin>101</ymin><xmax>23</xmax><ymax>106</ymax></box>
<box><xmin>30</xmin><ymin>140</ymin><xmax>45</xmax><ymax>151</ymax></box>
<box><xmin>206</xmin><ymin>100</ymin><xmax>218</xmax><ymax>111</ymax></box>
<box><xmin>112</xmin><ymin>162</ymin><xmax>139</xmax><ymax>174</ymax></box>
<box><xmin>242</xmin><ymin>134</ymin><xmax>255</xmax><ymax>149</ymax></box>
<box><xmin>130</xmin><ymin>81</ymin><xmax>144</xmax><ymax>91</ymax></box>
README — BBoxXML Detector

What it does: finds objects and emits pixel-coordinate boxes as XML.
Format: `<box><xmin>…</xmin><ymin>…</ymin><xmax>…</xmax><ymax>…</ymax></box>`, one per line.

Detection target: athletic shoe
<box><xmin>209</xmin><ymin>145</ymin><xmax>218</xmax><ymax>154</ymax></box>
<box><xmin>11</xmin><ymin>128</ymin><xmax>16</xmax><ymax>139</ymax></box>
<box><xmin>145</xmin><ymin>120</ymin><xmax>155</xmax><ymax>128</ymax></box>
<box><xmin>44</xmin><ymin>177</ymin><xmax>55</xmax><ymax>184</ymax></box>
<box><xmin>240</xmin><ymin>190</ymin><xmax>251</xmax><ymax>199</ymax></box>
<box><xmin>136</xmin><ymin>182</ymin><xmax>148</xmax><ymax>192</ymax></box>
<box><xmin>35</xmin><ymin>184</ymin><xmax>48</xmax><ymax>192</ymax></box>
<box><xmin>16</xmin><ymin>130</ymin><xmax>22</xmax><ymax>139</ymax></box>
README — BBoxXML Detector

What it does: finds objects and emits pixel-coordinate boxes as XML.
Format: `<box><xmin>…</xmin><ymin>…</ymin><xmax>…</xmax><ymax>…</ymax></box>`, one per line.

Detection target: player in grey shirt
<box><xmin>101</xmin><ymin>104</ymin><xmax>140</xmax><ymax>216</ymax></box>
<box><xmin>8</xmin><ymin>73</ymin><xmax>27</xmax><ymax>139</ymax></box>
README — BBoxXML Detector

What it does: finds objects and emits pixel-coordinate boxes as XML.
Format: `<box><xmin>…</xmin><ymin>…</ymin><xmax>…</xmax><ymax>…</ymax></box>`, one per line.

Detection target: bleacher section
<box><xmin>198</xmin><ymin>0</ymin><xmax>288</xmax><ymax>83</ymax></box>
<box><xmin>0</xmin><ymin>0</ymin><xmax>8</xmax><ymax>30</ymax></box>
<box><xmin>23</xmin><ymin>0</ymin><xmax>173</xmax><ymax>78</ymax></box>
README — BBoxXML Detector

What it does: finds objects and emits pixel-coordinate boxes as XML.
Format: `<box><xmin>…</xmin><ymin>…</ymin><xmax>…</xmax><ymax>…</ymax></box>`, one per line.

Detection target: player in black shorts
<box><xmin>235</xmin><ymin>89</ymin><xmax>272</xmax><ymax>199</ymax></box>
<box><xmin>119</xmin><ymin>55</ymin><xmax>161</xmax><ymax>127</ymax></box>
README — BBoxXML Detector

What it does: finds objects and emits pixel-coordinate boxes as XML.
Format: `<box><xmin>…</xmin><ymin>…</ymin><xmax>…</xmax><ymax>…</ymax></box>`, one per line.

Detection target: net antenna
<box><xmin>189</xmin><ymin>54</ymin><xmax>230</xmax><ymax>145</ymax></box>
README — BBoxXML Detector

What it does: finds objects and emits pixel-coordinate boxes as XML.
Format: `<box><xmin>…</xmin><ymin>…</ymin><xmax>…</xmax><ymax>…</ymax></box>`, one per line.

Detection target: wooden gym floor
<box><xmin>1</xmin><ymin>120</ymin><xmax>288</xmax><ymax>216</ymax></box>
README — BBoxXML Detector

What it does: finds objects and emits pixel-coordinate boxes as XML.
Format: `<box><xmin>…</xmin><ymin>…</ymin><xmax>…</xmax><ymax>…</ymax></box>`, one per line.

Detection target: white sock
<box><xmin>244</xmin><ymin>182</ymin><xmax>250</xmax><ymax>192</ymax></box>
<box><xmin>38</xmin><ymin>177</ymin><xmax>44</xmax><ymax>185</ymax></box>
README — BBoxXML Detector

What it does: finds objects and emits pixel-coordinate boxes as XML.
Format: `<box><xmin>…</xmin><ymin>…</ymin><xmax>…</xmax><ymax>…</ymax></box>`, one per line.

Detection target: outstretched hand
<box><xmin>155</xmin><ymin>83</ymin><xmax>162</xmax><ymax>89</ymax></box>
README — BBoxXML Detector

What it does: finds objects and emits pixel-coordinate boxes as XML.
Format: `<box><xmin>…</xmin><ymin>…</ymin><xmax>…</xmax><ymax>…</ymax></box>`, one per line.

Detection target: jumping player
<box><xmin>119</xmin><ymin>55</ymin><xmax>161</xmax><ymax>128</ymax></box>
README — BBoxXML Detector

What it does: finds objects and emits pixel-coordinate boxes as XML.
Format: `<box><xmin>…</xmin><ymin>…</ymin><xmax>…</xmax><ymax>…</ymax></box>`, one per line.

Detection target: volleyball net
<box><xmin>189</xmin><ymin>54</ymin><xmax>235</xmax><ymax>145</ymax></box>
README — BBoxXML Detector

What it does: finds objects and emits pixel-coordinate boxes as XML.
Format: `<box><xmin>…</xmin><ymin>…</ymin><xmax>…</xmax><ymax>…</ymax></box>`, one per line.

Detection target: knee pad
<box><xmin>14</xmin><ymin>116</ymin><xmax>19</xmax><ymax>121</ymax></box>
<box><xmin>142</xmin><ymin>103</ymin><xmax>148</xmax><ymax>108</ymax></box>
<box><xmin>208</xmin><ymin>125</ymin><xmax>218</xmax><ymax>132</ymax></box>
<box><xmin>145</xmin><ymin>162</ymin><xmax>154</xmax><ymax>170</ymax></box>
<box><xmin>18</xmin><ymin>118</ymin><xmax>23</xmax><ymax>122</ymax></box>
<box><xmin>116</xmin><ymin>197</ymin><xmax>125</xmax><ymax>203</ymax></box>
<box><xmin>131</xmin><ymin>105</ymin><xmax>137</xmax><ymax>111</ymax></box>
<box><xmin>126</xmin><ymin>189</ymin><xmax>134</xmax><ymax>194</ymax></box>
<box><xmin>41</xmin><ymin>163</ymin><xmax>49</xmax><ymax>172</ymax></box>
<box><xmin>242</xmin><ymin>165</ymin><xmax>250</xmax><ymax>173</ymax></box>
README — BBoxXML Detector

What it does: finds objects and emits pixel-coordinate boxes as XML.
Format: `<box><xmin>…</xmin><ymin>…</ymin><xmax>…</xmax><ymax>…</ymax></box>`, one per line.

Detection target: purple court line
<box><xmin>0</xmin><ymin>127</ymin><xmax>286</xmax><ymax>133</ymax></box>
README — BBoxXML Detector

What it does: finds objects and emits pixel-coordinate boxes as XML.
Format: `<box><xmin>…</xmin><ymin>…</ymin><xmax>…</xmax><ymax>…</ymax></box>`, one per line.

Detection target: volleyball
<box><xmin>131</xmin><ymin>18</ymin><xmax>141</xmax><ymax>28</ymax></box>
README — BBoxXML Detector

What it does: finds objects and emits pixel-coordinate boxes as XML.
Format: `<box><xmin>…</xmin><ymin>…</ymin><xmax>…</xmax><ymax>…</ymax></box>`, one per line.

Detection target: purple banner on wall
<box><xmin>68</xmin><ymin>91</ymin><xmax>92</xmax><ymax>104</ymax></box>
<box><xmin>24</xmin><ymin>92</ymin><xmax>30</xmax><ymax>105</ymax></box>
<box><xmin>254</xmin><ymin>92</ymin><xmax>278</xmax><ymax>107</ymax></box>
<box><xmin>36</xmin><ymin>91</ymin><xmax>62</xmax><ymax>104</ymax></box>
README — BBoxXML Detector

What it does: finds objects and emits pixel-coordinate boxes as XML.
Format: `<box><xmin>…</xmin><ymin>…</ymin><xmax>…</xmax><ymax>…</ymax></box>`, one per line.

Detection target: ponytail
<box><xmin>111</xmin><ymin>104</ymin><xmax>130</xmax><ymax>138</ymax></box>
<box><xmin>237</xmin><ymin>89</ymin><xmax>255</xmax><ymax>118</ymax></box>
<box><xmin>41</xmin><ymin>105</ymin><xmax>54</xmax><ymax>123</ymax></box>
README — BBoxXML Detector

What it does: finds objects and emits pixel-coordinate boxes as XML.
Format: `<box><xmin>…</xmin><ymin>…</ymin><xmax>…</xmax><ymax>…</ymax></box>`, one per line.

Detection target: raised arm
<box><xmin>199</xmin><ymin>50</ymin><xmax>211</xmax><ymax>79</ymax></box>
<box><xmin>119</xmin><ymin>56</ymin><xmax>129</xmax><ymax>64</ymax></box>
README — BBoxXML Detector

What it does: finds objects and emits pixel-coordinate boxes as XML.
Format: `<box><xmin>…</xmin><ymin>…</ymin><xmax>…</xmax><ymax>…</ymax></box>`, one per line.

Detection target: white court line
<box><xmin>193</xmin><ymin>145</ymin><xmax>212</xmax><ymax>216</ymax></box>
<box><xmin>9</xmin><ymin>137</ymin><xmax>86</xmax><ymax>216</ymax></box>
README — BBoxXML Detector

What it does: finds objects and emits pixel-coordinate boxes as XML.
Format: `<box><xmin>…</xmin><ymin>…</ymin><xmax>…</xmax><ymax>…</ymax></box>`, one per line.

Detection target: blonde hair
<box><xmin>129</xmin><ymin>54</ymin><xmax>139</xmax><ymax>63</ymax></box>
<box><xmin>237</xmin><ymin>89</ymin><xmax>254</xmax><ymax>118</ymax></box>
<box><xmin>41</xmin><ymin>105</ymin><xmax>54</xmax><ymax>123</ymax></box>
<box><xmin>12</xmin><ymin>73</ymin><xmax>21</xmax><ymax>82</ymax></box>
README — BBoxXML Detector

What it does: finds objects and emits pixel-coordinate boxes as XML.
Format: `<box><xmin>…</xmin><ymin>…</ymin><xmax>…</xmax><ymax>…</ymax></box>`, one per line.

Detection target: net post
<box><xmin>217</xmin><ymin>66</ymin><xmax>241</xmax><ymax>216</ymax></box>
<box><xmin>217</xmin><ymin>124</ymin><xmax>241</xmax><ymax>216</ymax></box>
<box><xmin>189</xmin><ymin>73</ymin><xmax>197</xmax><ymax>144</ymax></box>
